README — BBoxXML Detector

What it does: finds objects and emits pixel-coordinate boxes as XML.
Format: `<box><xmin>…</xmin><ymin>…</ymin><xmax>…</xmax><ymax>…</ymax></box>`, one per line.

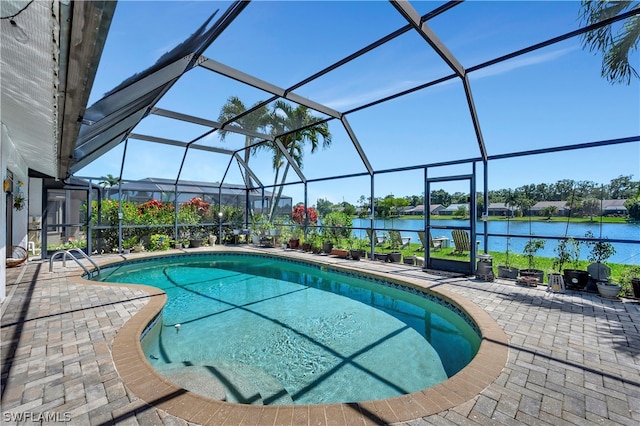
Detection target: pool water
<box><xmin>97</xmin><ymin>254</ymin><xmax>481</xmax><ymax>405</ymax></box>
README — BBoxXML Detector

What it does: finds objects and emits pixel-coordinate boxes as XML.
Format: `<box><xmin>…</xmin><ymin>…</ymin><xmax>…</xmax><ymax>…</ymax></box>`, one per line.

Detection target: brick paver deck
<box><xmin>2</xmin><ymin>247</ymin><xmax>639</xmax><ymax>425</ymax></box>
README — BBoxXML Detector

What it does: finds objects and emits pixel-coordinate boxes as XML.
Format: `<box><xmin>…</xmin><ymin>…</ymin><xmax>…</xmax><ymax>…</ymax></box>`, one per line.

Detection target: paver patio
<box><xmin>2</xmin><ymin>247</ymin><xmax>639</xmax><ymax>425</ymax></box>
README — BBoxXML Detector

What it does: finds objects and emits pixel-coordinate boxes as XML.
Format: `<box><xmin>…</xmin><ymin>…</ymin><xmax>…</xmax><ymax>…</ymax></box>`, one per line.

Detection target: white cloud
<box><xmin>470</xmin><ymin>45</ymin><xmax>578</xmax><ymax>80</ymax></box>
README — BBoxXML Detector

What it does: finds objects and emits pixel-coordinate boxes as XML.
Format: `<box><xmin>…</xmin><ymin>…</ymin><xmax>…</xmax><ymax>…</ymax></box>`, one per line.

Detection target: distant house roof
<box><xmin>430</xmin><ymin>204</ymin><xmax>442</xmax><ymax>213</ymax></box>
<box><xmin>602</xmin><ymin>199</ymin><xmax>628</xmax><ymax>212</ymax></box>
<box><xmin>530</xmin><ymin>201</ymin><xmax>569</xmax><ymax>211</ymax></box>
<box><xmin>442</xmin><ymin>203</ymin><xmax>468</xmax><ymax>212</ymax></box>
<box><xmin>488</xmin><ymin>202</ymin><xmax>515</xmax><ymax>210</ymax></box>
<box><xmin>403</xmin><ymin>205</ymin><xmax>424</xmax><ymax>214</ymax></box>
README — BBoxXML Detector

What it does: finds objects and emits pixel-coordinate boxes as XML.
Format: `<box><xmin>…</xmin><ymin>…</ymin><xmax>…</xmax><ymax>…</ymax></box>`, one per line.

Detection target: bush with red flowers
<box><xmin>182</xmin><ymin>197</ymin><xmax>210</xmax><ymax>215</ymax></box>
<box><xmin>292</xmin><ymin>205</ymin><xmax>318</xmax><ymax>224</ymax></box>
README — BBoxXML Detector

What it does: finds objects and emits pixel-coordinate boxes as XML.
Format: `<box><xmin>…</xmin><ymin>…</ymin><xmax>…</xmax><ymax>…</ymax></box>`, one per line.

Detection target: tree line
<box><xmin>311</xmin><ymin>175</ymin><xmax>640</xmax><ymax>219</ymax></box>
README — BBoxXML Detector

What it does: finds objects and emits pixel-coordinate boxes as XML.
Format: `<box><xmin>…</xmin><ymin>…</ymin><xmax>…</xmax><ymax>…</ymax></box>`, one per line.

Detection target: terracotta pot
<box><xmin>330</xmin><ymin>248</ymin><xmax>348</xmax><ymax>258</ymax></box>
<box><xmin>520</xmin><ymin>269</ymin><xmax>545</xmax><ymax>284</ymax></box>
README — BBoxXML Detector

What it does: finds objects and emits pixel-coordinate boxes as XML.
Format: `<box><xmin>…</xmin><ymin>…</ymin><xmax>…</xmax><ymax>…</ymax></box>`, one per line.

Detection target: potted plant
<box><xmin>122</xmin><ymin>236</ymin><xmax>138</xmax><ymax>254</ymax></box>
<box><xmin>549</xmin><ymin>239</ymin><xmax>571</xmax><ymax>293</ymax></box>
<box><xmin>584</xmin><ymin>231</ymin><xmax>619</xmax><ymax>298</ymax></box>
<box><xmin>13</xmin><ymin>192</ymin><xmax>25</xmax><ymax>211</ymax></box>
<box><xmin>562</xmin><ymin>237</ymin><xmax>589</xmax><ymax>289</ymax></box>
<box><xmin>189</xmin><ymin>226</ymin><xmax>204</xmax><ymax>247</ymax></box>
<box><xmin>519</xmin><ymin>238</ymin><xmax>546</xmax><ymax>284</ymax></box>
<box><xmin>289</xmin><ymin>226</ymin><xmax>302</xmax><ymax>250</ymax></box>
<box><xmin>497</xmin><ymin>241</ymin><xmax>519</xmax><ymax>279</ymax></box>
<box><xmin>304</xmin><ymin>230</ymin><xmax>321</xmax><ymax>254</ymax></box>
<box><xmin>346</xmin><ymin>234</ymin><xmax>365</xmax><ymax>261</ymax></box>
<box><xmin>497</xmin><ymin>213</ymin><xmax>519</xmax><ymax>279</ymax></box>
<box><xmin>619</xmin><ymin>265</ymin><xmax>640</xmax><ymax>298</ymax></box>
<box><xmin>322</xmin><ymin>239</ymin><xmax>334</xmax><ymax>254</ymax></box>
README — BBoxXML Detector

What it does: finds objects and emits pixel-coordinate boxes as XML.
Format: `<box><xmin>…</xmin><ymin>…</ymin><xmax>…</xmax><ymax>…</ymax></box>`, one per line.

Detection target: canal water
<box><xmin>351</xmin><ymin>218</ymin><xmax>640</xmax><ymax>265</ymax></box>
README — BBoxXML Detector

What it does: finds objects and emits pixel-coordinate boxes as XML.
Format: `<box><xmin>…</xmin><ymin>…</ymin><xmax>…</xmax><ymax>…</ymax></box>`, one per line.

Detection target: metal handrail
<box><xmin>49</xmin><ymin>248</ymin><xmax>100</xmax><ymax>278</ymax></box>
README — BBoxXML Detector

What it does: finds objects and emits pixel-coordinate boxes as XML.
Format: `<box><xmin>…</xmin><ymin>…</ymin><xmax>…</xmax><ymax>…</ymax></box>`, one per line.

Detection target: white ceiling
<box><xmin>1</xmin><ymin>0</ymin><xmax>113</xmax><ymax>179</ymax></box>
<box><xmin>1</xmin><ymin>0</ymin><xmax>59</xmax><ymax>177</ymax></box>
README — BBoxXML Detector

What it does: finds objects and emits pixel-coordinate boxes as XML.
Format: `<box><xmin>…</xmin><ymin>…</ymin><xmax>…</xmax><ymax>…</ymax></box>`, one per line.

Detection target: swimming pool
<box><xmin>96</xmin><ymin>252</ymin><xmax>481</xmax><ymax>405</ymax></box>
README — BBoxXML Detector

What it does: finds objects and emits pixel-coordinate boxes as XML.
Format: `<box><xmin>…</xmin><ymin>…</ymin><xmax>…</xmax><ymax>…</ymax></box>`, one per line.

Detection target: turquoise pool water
<box><xmin>96</xmin><ymin>253</ymin><xmax>481</xmax><ymax>405</ymax></box>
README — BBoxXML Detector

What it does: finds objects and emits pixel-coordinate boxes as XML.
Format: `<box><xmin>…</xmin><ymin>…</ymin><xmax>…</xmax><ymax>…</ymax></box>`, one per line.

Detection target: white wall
<box><xmin>1</xmin><ymin>124</ymin><xmax>30</xmax><ymax>301</ymax></box>
<box><xmin>1</xmin><ymin>124</ymin><xmax>6</xmax><ymax>301</ymax></box>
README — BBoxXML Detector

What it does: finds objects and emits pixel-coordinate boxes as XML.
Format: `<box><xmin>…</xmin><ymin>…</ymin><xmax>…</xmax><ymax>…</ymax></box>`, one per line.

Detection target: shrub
<box><xmin>625</xmin><ymin>196</ymin><xmax>640</xmax><ymax>221</ymax></box>
<box><xmin>322</xmin><ymin>211</ymin><xmax>352</xmax><ymax>245</ymax></box>
<box><xmin>149</xmin><ymin>234</ymin><xmax>170</xmax><ymax>251</ymax></box>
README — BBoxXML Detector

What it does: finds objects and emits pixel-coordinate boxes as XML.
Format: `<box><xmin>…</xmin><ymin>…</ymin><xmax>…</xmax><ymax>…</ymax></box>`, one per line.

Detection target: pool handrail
<box><xmin>49</xmin><ymin>248</ymin><xmax>100</xmax><ymax>278</ymax></box>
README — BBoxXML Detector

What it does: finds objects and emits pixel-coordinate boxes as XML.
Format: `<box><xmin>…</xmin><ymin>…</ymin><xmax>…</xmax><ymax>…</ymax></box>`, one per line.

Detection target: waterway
<box><xmin>351</xmin><ymin>218</ymin><xmax>640</xmax><ymax>265</ymax></box>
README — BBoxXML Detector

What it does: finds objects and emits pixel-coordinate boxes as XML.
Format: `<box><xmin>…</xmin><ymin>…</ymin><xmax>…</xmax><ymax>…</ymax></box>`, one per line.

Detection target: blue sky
<box><xmin>80</xmin><ymin>1</ymin><xmax>640</xmax><ymax>206</ymax></box>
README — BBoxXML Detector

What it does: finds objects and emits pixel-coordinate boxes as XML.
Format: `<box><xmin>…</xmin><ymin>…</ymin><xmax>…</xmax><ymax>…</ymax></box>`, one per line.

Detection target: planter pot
<box><xmin>520</xmin><ymin>269</ymin><xmax>545</xmax><ymax>284</ymax></box>
<box><xmin>349</xmin><ymin>249</ymin><xmax>364</xmax><ymax>261</ymax></box>
<box><xmin>330</xmin><ymin>248</ymin><xmax>348</xmax><ymax>258</ymax></box>
<box><xmin>174</xmin><ymin>243</ymin><xmax>182</xmax><ymax>249</ymax></box>
<box><xmin>497</xmin><ymin>266</ymin><xmax>519</xmax><ymax>279</ymax></box>
<box><xmin>301</xmin><ymin>243</ymin><xmax>312</xmax><ymax>252</ymax></box>
<box><xmin>122</xmin><ymin>248</ymin><xmax>131</xmax><ymax>254</ymax></box>
<box><xmin>387</xmin><ymin>252</ymin><xmax>401</xmax><ymax>263</ymax></box>
<box><xmin>289</xmin><ymin>239</ymin><xmax>300</xmax><ymax>250</ymax></box>
<box><xmin>322</xmin><ymin>242</ymin><xmax>334</xmax><ymax>254</ymax></box>
<box><xmin>597</xmin><ymin>282</ymin><xmax>621</xmax><ymax>299</ymax></box>
<box><xmin>403</xmin><ymin>256</ymin><xmax>415</xmax><ymax>266</ymax></box>
<box><xmin>189</xmin><ymin>239</ymin><xmax>202</xmax><ymax>248</ymax></box>
<box><xmin>374</xmin><ymin>252</ymin><xmax>388</xmax><ymax>262</ymax></box>
<box><xmin>632</xmin><ymin>278</ymin><xmax>640</xmax><ymax>299</ymax></box>
<box><xmin>563</xmin><ymin>269</ymin><xmax>589</xmax><ymax>289</ymax></box>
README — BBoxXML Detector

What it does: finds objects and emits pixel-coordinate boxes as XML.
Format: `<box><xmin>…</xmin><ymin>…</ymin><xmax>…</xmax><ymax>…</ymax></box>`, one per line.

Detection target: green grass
<box><xmin>372</xmin><ymin>241</ymin><xmax>633</xmax><ymax>287</ymax></box>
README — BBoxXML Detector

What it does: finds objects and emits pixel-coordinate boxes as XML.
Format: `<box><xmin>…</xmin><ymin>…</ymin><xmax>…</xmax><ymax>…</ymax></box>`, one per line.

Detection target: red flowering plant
<box><xmin>138</xmin><ymin>199</ymin><xmax>164</xmax><ymax>215</ymax></box>
<box><xmin>292</xmin><ymin>205</ymin><xmax>318</xmax><ymax>225</ymax></box>
<box><xmin>180</xmin><ymin>197</ymin><xmax>211</xmax><ymax>240</ymax></box>
<box><xmin>182</xmin><ymin>197</ymin><xmax>210</xmax><ymax>215</ymax></box>
<box><xmin>291</xmin><ymin>205</ymin><xmax>318</xmax><ymax>240</ymax></box>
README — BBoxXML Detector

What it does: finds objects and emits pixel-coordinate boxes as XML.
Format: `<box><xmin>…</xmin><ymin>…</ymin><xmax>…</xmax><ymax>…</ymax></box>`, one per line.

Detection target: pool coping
<box><xmin>69</xmin><ymin>248</ymin><xmax>509</xmax><ymax>425</ymax></box>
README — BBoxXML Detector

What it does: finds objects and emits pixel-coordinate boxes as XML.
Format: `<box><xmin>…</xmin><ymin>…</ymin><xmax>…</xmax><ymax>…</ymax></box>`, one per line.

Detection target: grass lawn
<box><xmin>371</xmin><ymin>242</ymin><xmax>636</xmax><ymax>294</ymax></box>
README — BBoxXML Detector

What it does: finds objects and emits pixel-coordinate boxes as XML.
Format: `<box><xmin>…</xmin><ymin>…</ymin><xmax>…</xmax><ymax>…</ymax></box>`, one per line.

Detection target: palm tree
<box><xmin>256</xmin><ymin>100</ymin><xmax>331</xmax><ymax>220</ymax></box>
<box><xmin>217</xmin><ymin>96</ymin><xmax>270</xmax><ymax>188</ymax></box>
<box><xmin>580</xmin><ymin>0</ymin><xmax>640</xmax><ymax>85</ymax></box>
<box><xmin>99</xmin><ymin>173</ymin><xmax>119</xmax><ymax>188</ymax></box>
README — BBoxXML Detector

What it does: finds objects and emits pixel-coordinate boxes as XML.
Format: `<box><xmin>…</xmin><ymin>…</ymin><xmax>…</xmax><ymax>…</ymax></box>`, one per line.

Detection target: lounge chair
<box><xmin>451</xmin><ymin>229</ymin><xmax>479</xmax><ymax>255</ymax></box>
<box><xmin>417</xmin><ymin>231</ymin><xmax>441</xmax><ymax>251</ymax></box>
<box><xmin>366</xmin><ymin>229</ymin><xmax>386</xmax><ymax>246</ymax></box>
<box><xmin>6</xmin><ymin>246</ymin><xmax>28</xmax><ymax>268</ymax></box>
<box><xmin>388</xmin><ymin>230</ymin><xmax>410</xmax><ymax>250</ymax></box>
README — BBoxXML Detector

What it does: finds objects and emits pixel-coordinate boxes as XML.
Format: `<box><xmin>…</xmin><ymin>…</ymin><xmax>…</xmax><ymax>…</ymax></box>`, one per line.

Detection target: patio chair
<box><xmin>451</xmin><ymin>230</ymin><xmax>479</xmax><ymax>255</ymax></box>
<box><xmin>366</xmin><ymin>229</ymin><xmax>386</xmax><ymax>246</ymax></box>
<box><xmin>388</xmin><ymin>230</ymin><xmax>410</xmax><ymax>250</ymax></box>
<box><xmin>417</xmin><ymin>231</ymin><xmax>441</xmax><ymax>251</ymax></box>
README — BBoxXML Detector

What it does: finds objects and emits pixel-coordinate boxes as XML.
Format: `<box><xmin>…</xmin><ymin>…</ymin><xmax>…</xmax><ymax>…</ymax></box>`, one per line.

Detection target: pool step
<box><xmin>157</xmin><ymin>360</ymin><xmax>293</xmax><ymax>405</ymax></box>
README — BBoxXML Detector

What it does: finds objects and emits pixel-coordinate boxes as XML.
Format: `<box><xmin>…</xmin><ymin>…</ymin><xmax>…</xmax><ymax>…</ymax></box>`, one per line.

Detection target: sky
<box><xmin>79</xmin><ymin>0</ymin><xmax>640</xmax><ymax>207</ymax></box>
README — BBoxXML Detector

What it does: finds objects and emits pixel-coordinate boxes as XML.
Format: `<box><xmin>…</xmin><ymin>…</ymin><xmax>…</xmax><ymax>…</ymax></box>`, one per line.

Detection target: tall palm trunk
<box><xmin>269</xmin><ymin>162</ymin><xmax>291</xmax><ymax>221</ymax></box>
